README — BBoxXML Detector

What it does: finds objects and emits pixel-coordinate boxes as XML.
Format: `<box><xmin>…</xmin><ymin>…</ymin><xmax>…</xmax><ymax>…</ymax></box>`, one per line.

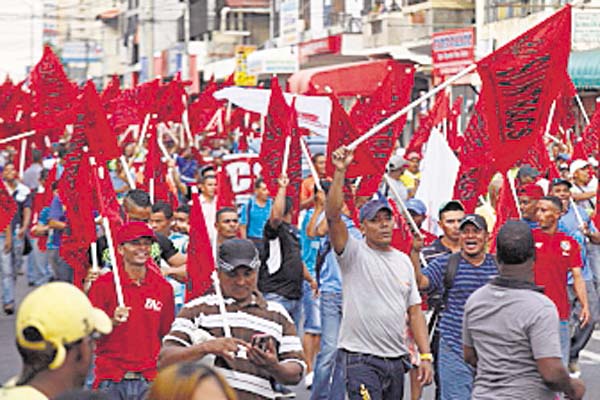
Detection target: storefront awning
<box><xmin>569</xmin><ymin>49</ymin><xmax>600</xmax><ymax>89</ymax></box>
<box><xmin>287</xmin><ymin>59</ymin><xmax>411</xmax><ymax>96</ymax></box>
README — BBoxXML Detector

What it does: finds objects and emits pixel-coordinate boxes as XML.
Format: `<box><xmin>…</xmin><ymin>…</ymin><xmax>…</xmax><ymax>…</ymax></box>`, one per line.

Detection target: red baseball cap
<box><xmin>517</xmin><ymin>183</ymin><xmax>544</xmax><ymax>200</ymax></box>
<box><xmin>116</xmin><ymin>222</ymin><xmax>156</xmax><ymax>245</ymax></box>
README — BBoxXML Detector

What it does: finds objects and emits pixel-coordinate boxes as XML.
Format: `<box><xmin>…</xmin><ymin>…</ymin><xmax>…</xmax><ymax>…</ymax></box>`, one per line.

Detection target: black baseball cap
<box><xmin>438</xmin><ymin>200</ymin><xmax>465</xmax><ymax>218</ymax></box>
<box><xmin>550</xmin><ymin>178</ymin><xmax>572</xmax><ymax>189</ymax></box>
<box><xmin>459</xmin><ymin>214</ymin><xmax>488</xmax><ymax>231</ymax></box>
<box><xmin>218</xmin><ymin>239</ymin><xmax>260</xmax><ymax>272</ymax></box>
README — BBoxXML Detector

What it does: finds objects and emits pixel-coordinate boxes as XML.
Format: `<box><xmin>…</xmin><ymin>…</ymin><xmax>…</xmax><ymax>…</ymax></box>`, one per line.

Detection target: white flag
<box><xmin>415</xmin><ymin>128</ymin><xmax>460</xmax><ymax>234</ymax></box>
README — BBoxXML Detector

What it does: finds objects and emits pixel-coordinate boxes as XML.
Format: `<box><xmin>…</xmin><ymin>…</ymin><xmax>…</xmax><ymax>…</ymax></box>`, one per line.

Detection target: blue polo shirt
<box><xmin>423</xmin><ymin>253</ymin><xmax>498</xmax><ymax>355</ymax></box>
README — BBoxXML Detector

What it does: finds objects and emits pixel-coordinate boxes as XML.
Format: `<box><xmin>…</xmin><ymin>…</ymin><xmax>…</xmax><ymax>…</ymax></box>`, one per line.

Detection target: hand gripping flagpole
<box><xmin>89</xmin><ymin>156</ymin><xmax>126</xmax><ymax>308</ymax></box>
<box><xmin>347</xmin><ymin>64</ymin><xmax>477</xmax><ymax>151</ymax></box>
<box><xmin>383</xmin><ymin>174</ymin><xmax>428</xmax><ymax>268</ymax></box>
<box><xmin>300</xmin><ymin>137</ymin><xmax>323</xmax><ymax>192</ymax></box>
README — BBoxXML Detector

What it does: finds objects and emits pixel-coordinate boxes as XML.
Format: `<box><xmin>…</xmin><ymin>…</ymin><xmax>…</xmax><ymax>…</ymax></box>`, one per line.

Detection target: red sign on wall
<box><xmin>432</xmin><ymin>28</ymin><xmax>475</xmax><ymax>81</ymax></box>
<box><xmin>299</xmin><ymin>35</ymin><xmax>342</xmax><ymax>64</ymax></box>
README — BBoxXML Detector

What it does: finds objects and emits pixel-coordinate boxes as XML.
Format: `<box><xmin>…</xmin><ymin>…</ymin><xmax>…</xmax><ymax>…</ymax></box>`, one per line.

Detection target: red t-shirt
<box><xmin>88</xmin><ymin>268</ymin><xmax>175</xmax><ymax>386</ymax></box>
<box><xmin>532</xmin><ymin>229</ymin><xmax>582</xmax><ymax>320</ymax></box>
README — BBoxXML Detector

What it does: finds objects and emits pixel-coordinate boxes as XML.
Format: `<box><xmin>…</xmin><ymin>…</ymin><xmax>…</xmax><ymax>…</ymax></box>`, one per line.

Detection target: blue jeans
<box><xmin>263</xmin><ymin>292</ymin><xmax>302</xmax><ymax>332</ymax></box>
<box><xmin>97</xmin><ymin>378</ymin><xmax>149</xmax><ymax>400</ymax></box>
<box><xmin>0</xmin><ymin>235</ymin><xmax>14</xmax><ymax>306</ymax></box>
<box><xmin>302</xmin><ymin>281</ymin><xmax>321</xmax><ymax>334</ymax></box>
<box><xmin>342</xmin><ymin>349</ymin><xmax>408</xmax><ymax>400</ymax></box>
<box><xmin>559</xmin><ymin>320</ymin><xmax>571</xmax><ymax>366</ymax></box>
<box><xmin>311</xmin><ymin>291</ymin><xmax>344</xmax><ymax>400</ymax></box>
<box><xmin>568</xmin><ymin>281</ymin><xmax>600</xmax><ymax>362</ymax></box>
<box><xmin>48</xmin><ymin>248</ymin><xmax>73</xmax><ymax>283</ymax></box>
<box><xmin>27</xmin><ymin>237</ymin><xmax>53</xmax><ymax>286</ymax></box>
<box><xmin>438</xmin><ymin>336</ymin><xmax>474</xmax><ymax>400</ymax></box>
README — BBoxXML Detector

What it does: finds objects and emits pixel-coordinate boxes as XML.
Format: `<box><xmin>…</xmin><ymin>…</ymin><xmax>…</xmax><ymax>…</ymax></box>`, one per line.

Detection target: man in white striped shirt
<box><xmin>159</xmin><ymin>239</ymin><xmax>305</xmax><ymax>399</ymax></box>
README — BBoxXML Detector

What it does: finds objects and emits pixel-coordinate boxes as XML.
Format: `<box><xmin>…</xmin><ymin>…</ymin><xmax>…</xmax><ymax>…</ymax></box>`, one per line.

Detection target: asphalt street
<box><xmin>1</xmin><ymin>276</ymin><xmax>600</xmax><ymax>399</ymax></box>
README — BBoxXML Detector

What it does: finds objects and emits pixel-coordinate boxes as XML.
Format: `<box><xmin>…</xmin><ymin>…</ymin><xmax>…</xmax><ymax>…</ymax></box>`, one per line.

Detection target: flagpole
<box><xmin>575</xmin><ymin>94</ymin><xmax>590</xmax><ymax>126</ymax></box>
<box><xmin>383</xmin><ymin>174</ymin><xmax>428</xmax><ymax>268</ymax></box>
<box><xmin>89</xmin><ymin>156</ymin><xmax>126</xmax><ymax>308</ymax></box>
<box><xmin>281</xmin><ymin>136</ymin><xmax>292</xmax><ymax>175</ymax></box>
<box><xmin>0</xmin><ymin>130</ymin><xmax>36</xmax><ymax>145</ymax></box>
<box><xmin>182</xmin><ymin>94</ymin><xmax>195</xmax><ymax>147</ymax></box>
<box><xmin>569</xmin><ymin>198</ymin><xmax>586</xmax><ymax>229</ymax></box>
<box><xmin>138</xmin><ymin>113</ymin><xmax>151</xmax><ymax>150</ymax></box>
<box><xmin>507</xmin><ymin>171</ymin><xmax>522</xmax><ymax>219</ymax></box>
<box><xmin>347</xmin><ymin>63</ymin><xmax>477</xmax><ymax>150</ymax></box>
<box><xmin>19</xmin><ymin>139</ymin><xmax>27</xmax><ymax>179</ymax></box>
<box><xmin>119</xmin><ymin>155</ymin><xmax>136</xmax><ymax>189</ymax></box>
<box><xmin>300</xmin><ymin>138</ymin><xmax>322</xmax><ymax>191</ymax></box>
<box><xmin>543</xmin><ymin>100</ymin><xmax>557</xmax><ymax>138</ymax></box>
<box><xmin>191</xmin><ymin>185</ymin><xmax>232</xmax><ymax>337</ymax></box>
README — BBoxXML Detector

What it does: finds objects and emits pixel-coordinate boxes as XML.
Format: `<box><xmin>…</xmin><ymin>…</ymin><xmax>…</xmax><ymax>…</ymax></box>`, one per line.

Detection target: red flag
<box><xmin>78</xmin><ymin>81</ymin><xmax>120</xmax><ymax>162</ymax></box>
<box><xmin>521</xmin><ymin>136</ymin><xmax>554</xmax><ymax>178</ymax></box>
<box><xmin>574</xmin><ymin>103</ymin><xmax>600</xmax><ymax>160</ymax></box>
<box><xmin>388</xmin><ymin>199</ymin><xmax>414</xmax><ymax>255</ymax></box>
<box><xmin>142</xmin><ymin>122</ymin><xmax>170</xmax><ymax>203</ymax></box>
<box><xmin>477</xmin><ymin>6</ymin><xmax>571</xmax><ymax>173</ymax></box>
<box><xmin>186</xmin><ymin>189</ymin><xmax>215</xmax><ymax>301</ymax></box>
<box><xmin>0</xmin><ymin>183</ymin><xmax>17</xmax><ymax>232</ymax></box>
<box><xmin>489</xmin><ymin>175</ymin><xmax>521</xmax><ymax>252</ymax></box>
<box><xmin>287</xmin><ymin>101</ymin><xmax>303</xmax><ymax>224</ymax></box>
<box><xmin>100</xmin><ymin>75</ymin><xmax>121</xmax><ymax>113</ymax></box>
<box><xmin>405</xmin><ymin>92</ymin><xmax>448</xmax><ymax>157</ymax></box>
<box><xmin>57</xmin><ymin>154</ymin><xmax>96</xmax><ymax>288</ymax></box>
<box><xmin>216</xmin><ymin>166</ymin><xmax>236</xmax><ymax>209</ymax></box>
<box><xmin>453</xmin><ymin>98</ymin><xmax>496</xmax><ymax>213</ymax></box>
<box><xmin>259</xmin><ymin>78</ymin><xmax>293</xmax><ymax>194</ymax></box>
<box><xmin>29</xmin><ymin>45</ymin><xmax>78</xmax><ymax>136</ymax></box>
<box><xmin>446</xmin><ymin>96</ymin><xmax>464</xmax><ymax>152</ymax></box>
<box><xmin>157</xmin><ymin>78</ymin><xmax>188</xmax><ymax>123</ymax></box>
<box><xmin>325</xmin><ymin>96</ymin><xmax>368</xmax><ymax>178</ymax></box>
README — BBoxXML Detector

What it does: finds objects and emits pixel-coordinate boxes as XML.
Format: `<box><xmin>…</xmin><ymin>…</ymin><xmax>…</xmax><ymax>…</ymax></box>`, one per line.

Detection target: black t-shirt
<box><xmin>258</xmin><ymin>221</ymin><xmax>303</xmax><ymax>300</ymax></box>
<box><xmin>95</xmin><ymin>232</ymin><xmax>178</xmax><ymax>268</ymax></box>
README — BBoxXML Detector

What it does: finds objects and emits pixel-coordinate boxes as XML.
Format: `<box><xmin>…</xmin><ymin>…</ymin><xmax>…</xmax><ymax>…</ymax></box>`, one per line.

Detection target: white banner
<box><xmin>213</xmin><ymin>87</ymin><xmax>332</xmax><ymax>136</ymax></box>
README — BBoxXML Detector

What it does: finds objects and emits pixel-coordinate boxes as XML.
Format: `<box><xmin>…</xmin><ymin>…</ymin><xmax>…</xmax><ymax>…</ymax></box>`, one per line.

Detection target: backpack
<box><xmin>427</xmin><ymin>252</ymin><xmax>461</xmax><ymax>339</ymax></box>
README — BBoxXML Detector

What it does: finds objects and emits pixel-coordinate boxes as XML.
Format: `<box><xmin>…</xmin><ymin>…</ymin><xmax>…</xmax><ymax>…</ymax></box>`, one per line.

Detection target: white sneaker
<box><xmin>305</xmin><ymin>371</ymin><xmax>314</xmax><ymax>389</ymax></box>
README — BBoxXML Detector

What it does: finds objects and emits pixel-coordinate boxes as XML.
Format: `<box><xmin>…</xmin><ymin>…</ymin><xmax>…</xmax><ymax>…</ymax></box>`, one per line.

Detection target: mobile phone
<box><xmin>251</xmin><ymin>334</ymin><xmax>273</xmax><ymax>352</ymax></box>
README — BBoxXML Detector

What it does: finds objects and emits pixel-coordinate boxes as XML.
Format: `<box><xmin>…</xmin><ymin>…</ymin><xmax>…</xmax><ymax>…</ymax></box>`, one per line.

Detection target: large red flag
<box><xmin>57</xmin><ymin>154</ymin><xmax>96</xmax><ymax>288</ymax></box>
<box><xmin>78</xmin><ymin>81</ymin><xmax>120</xmax><ymax>163</ymax></box>
<box><xmin>0</xmin><ymin>183</ymin><xmax>17</xmax><ymax>232</ymax></box>
<box><xmin>388</xmin><ymin>199</ymin><xmax>414</xmax><ymax>255</ymax></box>
<box><xmin>453</xmin><ymin>98</ymin><xmax>496</xmax><ymax>213</ymax></box>
<box><xmin>446</xmin><ymin>96</ymin><xmax>464</xmax><ymax>152</ymax></box>
<box><xmin>573</xmin><ymin>103</ymin><xmax>600</xmax><ymax>160</ymax></box>
<box><xmin>287</xmin><ymin>101</ymin><xmax>303</xmax><ymax>224</ymax></box>
<box><xmin>259</xmin><ymin>78</ymin><xmax>292</xmax><ymax>194</ymax></box>
<box><xmin>186</xmin><ymin>188</ymin><xmax>215</xmax><ymax>301</ymax></box>
<box><xmin>29</xmin><ymin>45</ymin><xmax>78</xmax><ymax>138</ymax></box>
<box><xmin>477</xmin><ymin>5</ymin><xmax>572</xmax><ymax>173</ymax></box>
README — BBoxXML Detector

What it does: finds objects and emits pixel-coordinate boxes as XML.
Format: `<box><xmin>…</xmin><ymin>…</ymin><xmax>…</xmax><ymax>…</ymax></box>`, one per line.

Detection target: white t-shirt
<box><xmin>336</xmin><ymin>235</ymin><xmax>422</xmax><ymax>357</ymax></box>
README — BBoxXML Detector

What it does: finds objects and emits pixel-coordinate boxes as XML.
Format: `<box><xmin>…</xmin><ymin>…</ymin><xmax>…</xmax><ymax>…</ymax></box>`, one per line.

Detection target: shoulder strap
<box><xmin>246</xmin><ymin>197</ymin><xmax>253</xmax><ymax>232</ymax></box>
<box><xmin>441</xmin><ymin>252</ymin><xmax>461</xmax><ymax>306</ymax></box>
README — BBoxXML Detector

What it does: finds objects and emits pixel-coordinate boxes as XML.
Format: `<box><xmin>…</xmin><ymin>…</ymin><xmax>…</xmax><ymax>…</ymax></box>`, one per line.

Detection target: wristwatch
<box><xmin>420</xmin><ymin>353</ymin><xmax>434</xmax><ymax>362</ymax></box>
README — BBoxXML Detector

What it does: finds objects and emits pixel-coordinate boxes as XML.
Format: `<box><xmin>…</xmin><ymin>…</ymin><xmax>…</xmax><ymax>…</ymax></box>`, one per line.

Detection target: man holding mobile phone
<box><xmin>160</xmin><ymin>239</ymin><xmax>305</xmax><ymax>399</ymax></box>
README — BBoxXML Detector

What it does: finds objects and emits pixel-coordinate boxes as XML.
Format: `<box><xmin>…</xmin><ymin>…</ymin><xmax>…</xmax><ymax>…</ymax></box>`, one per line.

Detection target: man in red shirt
<box><xmin>88</xmin><ymin>222</ymin><xmax>174</xmax><ymax>399</ymax></box>
<box><xmin>533</xmin><ymin>196</ymin><xmax>589</xmax><ymax>365</ymax></box>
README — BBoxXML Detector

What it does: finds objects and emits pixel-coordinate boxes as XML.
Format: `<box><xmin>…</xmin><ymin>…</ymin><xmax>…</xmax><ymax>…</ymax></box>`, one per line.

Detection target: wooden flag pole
<box><xmin>300</xmin><ymin>138</ymin><xmax>322</xmax><ymax>191</ymax></box>
<box><xmin>89</xmin><ymin>156</ymin><xmax>125</xmax><ymax>308</ymax></box>
<box><xmin>19</xmin><ymin>139</ymin><xmax>27</xmax><ymax>179</ymax></box>
<box><xmin>119</xmin><ymin>155</ymin><xmax>136</xmax><ymax>189</ymax></box>
<box><xmin>0</xmin><ymin>130</ymin><xmax>36</xmax><ymax>145</ymax></box>
<box><xmin>569</xmin><ymin>198</ymin><xmax>586</xmax><ymax>230</ymax></box>
<box><xmin>281</xmin><ymin>136</ymin><xmax>292</xmax><ymax>175</ymax></box>
<box><xmin>347</xmin><ymin>63</ymin><xmax>477</xmax><ymax>150</ymax></box>
<box><xmin>575</xmin><ymin>94</ymin><xmax>590</xmax><ymax>126</ymax></box>
<box><xmin>383</xmin><ymin>174</ymin><xmax>428</xmax><ymax>268</ymax></box>
<box><xmin>137</xmin><ymin>113</ymin><xmax>151</xmax><ymax>150</ymax></box>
